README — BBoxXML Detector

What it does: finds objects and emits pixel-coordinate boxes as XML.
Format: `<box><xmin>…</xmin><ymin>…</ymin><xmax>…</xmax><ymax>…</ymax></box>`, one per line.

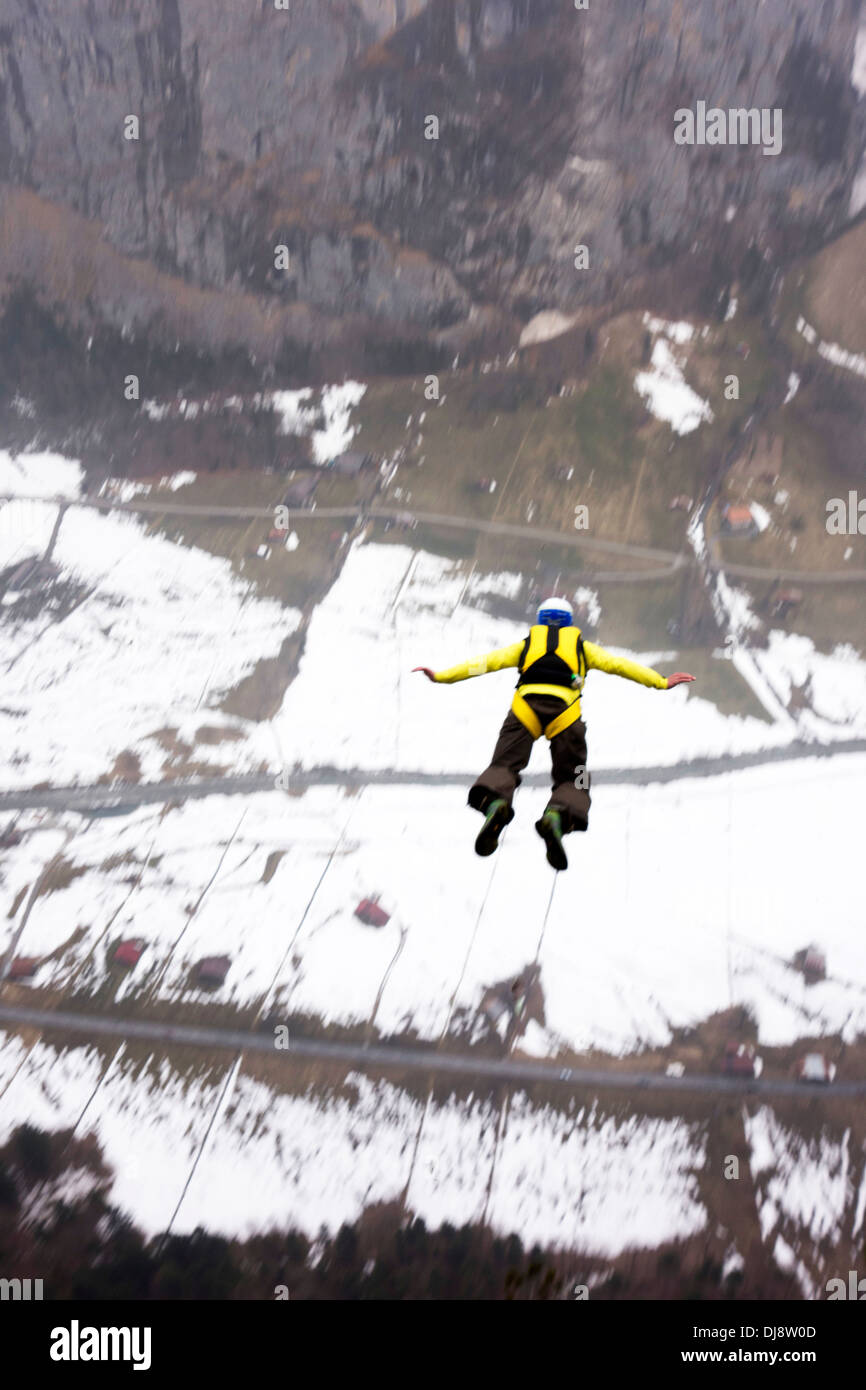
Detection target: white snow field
<box><xmin>3</xmin><ymin>751</ymin><xmax>865</xmax><ymax>1052</ymax></box>
<box><xmin>273</xmin><ymin>539</ymin><xmax>866</xmax><ymax>773</ymax></box>
<box><xmin>0</xmin><ymin>1031</ymin><xmax>707</xmax><ymax>1249</ymax></box>
<box><xmin>1</xmin><ymin>461</ymin><xmax>300</xmax><ymax>787</ymax></box>
<box><xmin>0</xmin><ymin>448</ymin><xmax>83</xmax><ymax>499</ymax></box>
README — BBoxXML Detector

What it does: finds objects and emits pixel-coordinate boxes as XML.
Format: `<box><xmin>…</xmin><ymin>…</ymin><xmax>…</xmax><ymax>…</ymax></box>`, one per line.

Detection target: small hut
<box><xmin>793</xmin><ymin>944</ymin><xmax>826</xmax><ymax>983</ymax></box>
<box><xmin>355</xmin><ymin>898</ymin><xmax>391</xmax><ymax>928</ymax></box>
<box><xmin>721</xmin><ymin>504</ymin><xmax>758</xmax><ymax>536</ymax></box>
<box><xmin>114</xmin><ymin>940</ymin><xmax>145</xmax><ymax>969</ymax></box>
<box><xmin>7</xmin><ymin>957</ymin><xmax>39</xmax><ymax>981</ymax></box>
<box><xmin>771</xmin><ymin>588</ymin><xmax>803</xmax><ymax>620</ymax></box>
<box><xmin>195</xmin><ymin>955</ymin><xmax>231</xmax><ymax>987</ymax></box>
<box><xmin>722</xmin><ymin>1041</ymin><xmax>757</xmax><ymax>1078</ymax></box>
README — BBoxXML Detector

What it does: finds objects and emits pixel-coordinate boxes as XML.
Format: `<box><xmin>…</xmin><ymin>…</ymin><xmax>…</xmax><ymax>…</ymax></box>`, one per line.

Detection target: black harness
<box><xmin>516</xmin><ymin>625</ymin><xmax>586</xmax><ymax>691</ymax></box>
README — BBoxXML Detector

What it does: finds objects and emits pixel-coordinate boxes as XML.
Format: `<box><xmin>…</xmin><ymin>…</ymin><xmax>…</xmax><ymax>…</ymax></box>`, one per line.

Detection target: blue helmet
<box><xmin>537</xmin><ymin>595</ymin><xmax>573</xmax><ymax>627</ymax></box>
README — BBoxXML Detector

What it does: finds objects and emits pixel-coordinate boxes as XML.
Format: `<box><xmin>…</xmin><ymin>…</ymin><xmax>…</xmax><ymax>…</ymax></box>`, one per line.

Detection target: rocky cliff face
<box><xmin>0</xmin><ymin>0</ymin><xmax>863</xmax><ymax>372</ymax></box>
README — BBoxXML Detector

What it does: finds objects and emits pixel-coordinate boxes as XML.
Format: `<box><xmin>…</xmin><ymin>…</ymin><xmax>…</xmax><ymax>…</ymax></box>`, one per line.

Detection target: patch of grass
<box><xmin>219</xmin><ymin>631</ymin><xmax>304</xmax><ymax>722</ymax></box>
<box><xmin>101</xmin><ymin>852</ymin><xmax>145</xmax><ymax>873</ymax></box>
<box><xmin>36</xmin><ymin>858</ymin><xmax>88</xmax><ymax>898</ymax></box>
<box><xmin>668</xmin><ymin>647</ymin><xmax>772</xmax><ymax>722</ymax></box>
<box><xmin>356</xmin><ymin>346</ymin><xmax>745</xmax><ymax>561</ymax></box>
<box><xmin>352</xmin><ymin>375</ymin><xmax>424</xmax><ymax>457</ymax></box>
<box><xmin>312</xmin><ymin>471</ymin><xmax>370</xmax><ymax>508</ymax></box>
<box><xmin>194</xmin><ymin>725</ymin><xmax>245</xmax><ymax>745</ymax></box>
<box><xmin>7</xmin><ymin>886</ymin><xmax>28</xmax><ymax>918</ymax></box>
<box><xmin>738</xmin><ymin>578</ymin><xmax>866</xmax><ymax>659</ymax></box>
<box><xmin>803</xmin><ymin>221</ymin><xmax>866</xmax><ymax>354</ymax></box>
<box><xmin>155</xmin><ymin>509</ymin><xmax>345</xmax><ymax>610</ymax></box>
<box><xmin>592</xmin><ymin>579</ymin><xmax>682</xmax><ymax>651</ymax></box>
<box><xmin>261</xmin><ymin>851</ymin><xmax>286</xmax><ymax>885</ymax></box>
<box><xmin>368</xmin><ymin>519</ymin><xmax>476</xmax><ymax>562</ymax></box>
<box><xmin>147</xmin><ymin>470</ymin><xmax>281</xmax><ymax>510</ymax></box>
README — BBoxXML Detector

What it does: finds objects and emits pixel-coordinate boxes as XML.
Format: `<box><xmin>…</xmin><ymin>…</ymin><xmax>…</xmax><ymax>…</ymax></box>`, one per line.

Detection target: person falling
<box><xmin>414</xmin><ymin>596</ymin><xmax>695</xmax><ymax>871</ymax></box>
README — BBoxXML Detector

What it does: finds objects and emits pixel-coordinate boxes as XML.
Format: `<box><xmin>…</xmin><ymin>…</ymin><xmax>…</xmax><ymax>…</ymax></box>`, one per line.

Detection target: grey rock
<box><xmin>0</xmin><ymin>0</ymin><xmax>862</xmax><ymax>364</ymax></box>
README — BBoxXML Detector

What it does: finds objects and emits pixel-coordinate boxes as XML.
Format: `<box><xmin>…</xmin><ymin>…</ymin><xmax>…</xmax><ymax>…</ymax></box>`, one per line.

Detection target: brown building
<box><xmin>7</xmin><ymin>957</ymin><xmax>39</xmax><ymax>981</ymax></box>
<box><xmin>114</xmin><ymin>940</ymin><xmax>145</xmax><ymax>968</ymax></box>
<box><xmin>355</xmin><ymin>898</ymin><xmax>390</xmax><ymax>928</ymax></box>
<box><xmin>722</xmin><ymin>504</ymin><xmax>758</xmax><ymax>536</ymax></box>
<box><xmin>771</xmin><ymin>588</ymin><xmax>803</xmax><ymax>620</ymax></box>
<box><xmin>722</xmin><ymin>1041</ymin><xmax>758</xmax><ymax>1078</ymax></box>
<box><xmin>195</xmin><ymin>955</ymin><xmax>231</xmax><ymax>987</ymax></box>
<box><xmin>793</xmin><ymin>944</ymin><xmax>826</xmax><ymax>982</ymax></box>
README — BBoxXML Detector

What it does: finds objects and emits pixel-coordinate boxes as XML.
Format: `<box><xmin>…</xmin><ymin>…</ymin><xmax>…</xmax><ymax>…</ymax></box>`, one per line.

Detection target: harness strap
<box><xmin>511</xmin><ymin>691</ymin><xmax>544</xmax><ymax>740</ymax></box>
<box><xmin>511</xmin><ymin>691</ymin><xmax>583</xmax><ymax>742</ymax></box>
<box><xmin>543</xmin><ymin>700</ymin><xmax>583</xmax><ymax>740</ymax></box>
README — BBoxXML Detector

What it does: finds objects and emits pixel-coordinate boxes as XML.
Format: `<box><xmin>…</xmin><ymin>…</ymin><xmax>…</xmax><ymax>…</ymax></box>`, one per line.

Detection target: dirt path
<box><xmin>0</xmin><ymin>491</ymin><xmax>684</xmax><ymax>570</ymax></box>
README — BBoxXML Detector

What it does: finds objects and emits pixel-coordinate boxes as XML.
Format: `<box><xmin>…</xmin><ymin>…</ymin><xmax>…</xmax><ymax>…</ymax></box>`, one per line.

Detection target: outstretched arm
<box><xmin>583</xmin><ymin>640</ymin><xmax>695</xmax><ymax>690</ymax></box>
<box><xmin>413</xmin><ymin>640</ymin><xmax>525</xmax><ymax>684</ymax></box>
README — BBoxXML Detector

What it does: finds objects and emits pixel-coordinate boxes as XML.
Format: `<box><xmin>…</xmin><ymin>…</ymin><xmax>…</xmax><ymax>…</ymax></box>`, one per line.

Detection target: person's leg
<box><xmin>547</xmin><ymin>718</ymin><xmax>591</xmax><ymax>833</ymax></box>
<box><xmin>468</xmin><ymin>708</ymin><xmax>535</xmax><ymax>816</ymax></box>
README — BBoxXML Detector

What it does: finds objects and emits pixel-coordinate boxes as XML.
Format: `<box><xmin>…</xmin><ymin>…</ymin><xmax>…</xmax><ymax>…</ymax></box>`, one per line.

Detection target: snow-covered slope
<box><xmin>0</xmin><ymin>1032</ymin><xmax>707</xmax><ymax>1251</ymax></box>
<box><xmin>1</xmin><ymin>454</ymin><xmax>299</xmax><ymax>786</ymax></box>
<box><xmin>4</xmin><ymin>753</ymin><xmax>865</xmax><ymax>1052</ymax></box>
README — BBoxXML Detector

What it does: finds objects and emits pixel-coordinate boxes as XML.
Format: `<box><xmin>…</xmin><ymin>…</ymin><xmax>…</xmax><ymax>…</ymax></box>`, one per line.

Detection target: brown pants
<box><xmin>468</xmin><ymin>695</ymin><xmax>591</xmax><ymax>833</ymax></box>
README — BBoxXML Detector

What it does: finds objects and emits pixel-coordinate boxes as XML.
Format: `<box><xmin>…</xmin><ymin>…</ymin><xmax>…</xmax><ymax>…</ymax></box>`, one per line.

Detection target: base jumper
<box><xmin>414</xmin><ymin>596</ymin><xmax>695</xmax><ymax>871</ymax></box>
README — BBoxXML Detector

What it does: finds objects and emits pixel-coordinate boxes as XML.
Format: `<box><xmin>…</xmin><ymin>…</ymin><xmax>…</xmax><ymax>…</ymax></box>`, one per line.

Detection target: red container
<box><xmin>355</xmin><ymin>898</ymin><xmax>390</xmax><ymax>928</ymax></box>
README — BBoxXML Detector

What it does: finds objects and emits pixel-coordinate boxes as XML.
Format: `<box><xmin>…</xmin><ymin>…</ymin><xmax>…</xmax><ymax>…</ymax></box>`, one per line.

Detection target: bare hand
<box><xmin>666</xmin><ymin>672</ymin><xmax>696</xmax><ymax>688</ymax></box>
<box><xmin>412</xmin><ymin>667</ymin><xmax>437</xmax><ymax>682</ymax></box>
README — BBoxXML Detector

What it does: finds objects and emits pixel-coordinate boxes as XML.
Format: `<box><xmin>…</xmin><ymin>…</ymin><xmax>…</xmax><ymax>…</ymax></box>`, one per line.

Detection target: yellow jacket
<box><xmin>432</xmin><ymin>630</ymin><xmax>667</xmax><ymax>737</ymax></box>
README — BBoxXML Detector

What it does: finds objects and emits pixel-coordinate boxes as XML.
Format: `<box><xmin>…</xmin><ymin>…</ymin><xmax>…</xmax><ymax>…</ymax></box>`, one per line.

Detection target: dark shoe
<box><xmin>474</xmin><ymin>797</ymin><xmax>511</xmax><ymax>857</ymax></box>
<box><xmin>535</xmin><ymin>808</ymin><xmax>568</xmax><ymax>871</ymax></box>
